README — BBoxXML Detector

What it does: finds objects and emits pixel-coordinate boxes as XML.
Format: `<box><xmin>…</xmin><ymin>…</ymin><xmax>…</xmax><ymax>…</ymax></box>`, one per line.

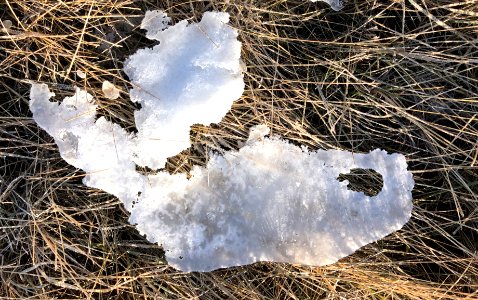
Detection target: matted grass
<box><xmin>1</xmin><ymin>0</ymin><xmax>477</xmax><ymax>299</ymax></box>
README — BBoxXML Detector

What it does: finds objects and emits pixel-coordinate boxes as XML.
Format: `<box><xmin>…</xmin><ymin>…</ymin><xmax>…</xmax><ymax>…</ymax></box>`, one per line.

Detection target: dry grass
<box><xmin>1</xmin><ymin>0</ymin><xmax>477</xmax><ymax>299</ymax></box>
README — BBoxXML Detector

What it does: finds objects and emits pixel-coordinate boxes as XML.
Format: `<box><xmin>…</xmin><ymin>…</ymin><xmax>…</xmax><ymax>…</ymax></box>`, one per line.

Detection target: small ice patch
<box><xmin>102</xmin><ymin>80</ymin><xmax>120</xmax><ymax>100</ymax></box>
<box><xmin>140</xmin><ymin>10</ymin><xmax>171</xmax><ymax>40</ymax></box>
<box><xmin>130</xmin><ymin>125</ymin><xmax>414</xmax><ymax>271</ymax></box>
<box><xmin>28</xmin><ymin>84</ymin><xmax>414</xmax><ymax>272</ymax></box>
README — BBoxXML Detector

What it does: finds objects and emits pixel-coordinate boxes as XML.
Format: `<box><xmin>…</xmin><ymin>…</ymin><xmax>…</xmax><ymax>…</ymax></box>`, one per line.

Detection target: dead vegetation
<box><xmin>0</xmin><ymin>0</ymin><xmax>477</xmax><ymax>299</ymax></box>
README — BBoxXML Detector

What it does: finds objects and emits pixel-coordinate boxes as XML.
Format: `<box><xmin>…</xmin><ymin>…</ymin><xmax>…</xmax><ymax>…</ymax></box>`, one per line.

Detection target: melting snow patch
<box><xmin>29</xmin><ymin>10</ymin><xmax>414</xmax><ymax>272</ymax></box>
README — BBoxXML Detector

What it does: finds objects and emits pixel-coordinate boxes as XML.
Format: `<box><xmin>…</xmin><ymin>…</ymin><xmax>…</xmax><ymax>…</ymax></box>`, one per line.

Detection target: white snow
<box><xmin>124</xmin><ymin>11</ymin><xmax>244</xmax><ymax>169</ymax></box>
<box><xmin>311</xmin><ymin>0</ymin><xmax>344</xmax><ymax>11</ymax></box>
<box><xmin>130</xmin><ymin>125</ymin><xmax>414</xmax><ymax>271</ymax></box>
<box><xmin>29</xmin><ymin>84</ymin><xmax>144</xmax><ymax>209</ymax></box>
<box><xmin>28</xmin><ymin>9</ymin><xmax>414</xmax><ymax>273</ymax></box>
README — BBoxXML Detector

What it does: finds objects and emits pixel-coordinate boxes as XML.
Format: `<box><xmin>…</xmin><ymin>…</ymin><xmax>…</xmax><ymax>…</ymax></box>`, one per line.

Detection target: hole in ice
<box><xmin>135</xmin><ymin>164</ymin><xmax>159</xmax><ymax>175</ymax></box>
<box><xmin>337</xmin><ymin>168</ymin><xmax>384</xmax><ymax>197</ymax></box>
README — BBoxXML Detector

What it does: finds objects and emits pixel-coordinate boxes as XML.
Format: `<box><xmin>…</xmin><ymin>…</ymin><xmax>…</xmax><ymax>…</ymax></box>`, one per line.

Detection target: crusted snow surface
<box><xmin>311</xmin><ymin>0</ymin><xmax>344</xmax><ymax>11</ymax></box>
<box><xmin>130</xmin><ymin>125</ymin><xmax>414</xmax><ymax>271</ymax></box>
<box><xmin>124</xmin><ymin>11</ymin><xmax>244</xmax><ymax>169</ymax></box>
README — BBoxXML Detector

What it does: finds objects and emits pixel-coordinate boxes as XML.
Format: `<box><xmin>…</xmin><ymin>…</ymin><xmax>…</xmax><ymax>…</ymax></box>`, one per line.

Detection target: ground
<box><xmin>0</xmin><ymin>0</ymin><xmax>477</xmax><ymax>299</ymax></box>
